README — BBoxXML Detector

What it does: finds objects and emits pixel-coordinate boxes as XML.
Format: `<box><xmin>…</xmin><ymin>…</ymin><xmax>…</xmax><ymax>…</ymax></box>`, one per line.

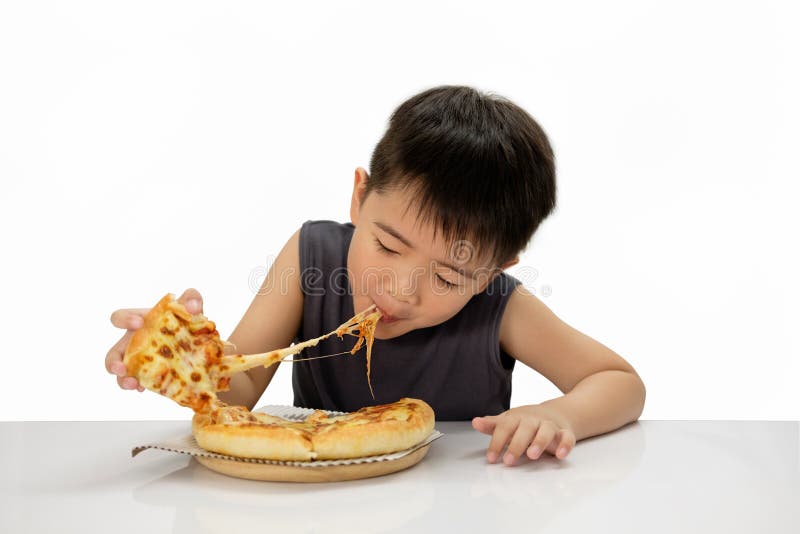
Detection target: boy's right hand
<box><xmin>105</xmin><ymin>288</ymin><xmax>204</xmax><ymax>392</ymax></box>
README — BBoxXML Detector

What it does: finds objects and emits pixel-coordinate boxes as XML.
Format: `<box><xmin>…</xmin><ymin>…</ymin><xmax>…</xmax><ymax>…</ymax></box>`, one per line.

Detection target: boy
<box><xmin>106</xmin><ymin>85</ymin><xmax>645</xmax><ymax>467</ymax></box>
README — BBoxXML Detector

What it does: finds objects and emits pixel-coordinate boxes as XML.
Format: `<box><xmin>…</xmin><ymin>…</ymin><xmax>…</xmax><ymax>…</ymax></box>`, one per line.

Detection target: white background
<box><xmin>0</xmin><ymin>1</ymin><xmax>797</xmax><ymax>421</ymax></box>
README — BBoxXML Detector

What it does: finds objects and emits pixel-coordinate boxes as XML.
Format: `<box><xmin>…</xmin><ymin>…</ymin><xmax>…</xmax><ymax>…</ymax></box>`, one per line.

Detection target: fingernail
<box><xmin>129</xmin><ymin>316</ymin><xmax>142</xmax><ymax>328</ymax></box>
<box><xmin>111</xmin><ymin>362</ymin><xmax>125</xmax><ymax>376</ymax></box>
<box><xmin>503</xmin><ymin>453</ymin><xmax>515</xmax><ymax>466</ymax></box>
<box><xmin>486</xmin><ymin>451</ymin><xmax>498</xmax><ymax>463</ymax></box>
<box><xmin>529</xmin><ymin>445</ymin><xmax>542</xmax><ymax>458</ymax></box>
<box><xmin>187</xmin><ymin>299</ymin><xmax>200</xmax><ymax>313</ymax></box>
<box><xmin>557</xmin><ymin>447</ymin><xmax>567</xmax><ymax>458</ymax></box>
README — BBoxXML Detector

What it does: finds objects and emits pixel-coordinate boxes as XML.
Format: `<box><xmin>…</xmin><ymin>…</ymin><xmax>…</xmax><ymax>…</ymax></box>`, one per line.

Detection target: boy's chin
<box><xmin>373</xmin><ymin>321</ymin><xmax>406</xmax><ymax>340</ymax></box>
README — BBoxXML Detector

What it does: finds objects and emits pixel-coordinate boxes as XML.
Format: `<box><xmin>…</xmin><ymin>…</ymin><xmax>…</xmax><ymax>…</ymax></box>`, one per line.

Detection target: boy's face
<box><xmin>347</xmin><ymin>168</ymin><xmax>518</xmax><ymax>340</ymax></box>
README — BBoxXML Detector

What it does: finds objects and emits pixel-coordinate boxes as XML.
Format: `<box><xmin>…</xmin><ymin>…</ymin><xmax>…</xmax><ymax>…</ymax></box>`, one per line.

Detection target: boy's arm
<box><xmin>216</xmin><ymin>228</ymin><xmax>304</xmax><ymax>410</ymax></box>
<box><xmin>475</xmin><ymin>285</ymin><xmax>645</xmax><ymax>462</ymax></box>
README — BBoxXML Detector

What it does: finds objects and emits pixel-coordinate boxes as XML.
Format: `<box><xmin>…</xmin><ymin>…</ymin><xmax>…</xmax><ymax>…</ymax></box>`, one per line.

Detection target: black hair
<box><xmin>366</xmin><ymin>85</ymin><xmax>557</xmax><ymax>268</ymax></box>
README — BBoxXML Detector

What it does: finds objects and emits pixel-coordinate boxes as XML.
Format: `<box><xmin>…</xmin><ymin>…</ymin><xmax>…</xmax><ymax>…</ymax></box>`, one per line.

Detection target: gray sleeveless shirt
<box><xmin>292</xmin><ymin>220</ymin><xmax>521</xmax><ymax>421</ymax></box>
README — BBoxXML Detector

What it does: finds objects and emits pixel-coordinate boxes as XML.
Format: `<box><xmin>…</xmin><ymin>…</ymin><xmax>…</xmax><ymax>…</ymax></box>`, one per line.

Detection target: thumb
<box><xmin>471</xmin><ymin>415</ymin><xmax>497</xmax><ymax>435</ymax></box>
<box><xmin>178</xmin><ymin>288</ymin><xmax>204</xmax><ymax>315</ymax></box>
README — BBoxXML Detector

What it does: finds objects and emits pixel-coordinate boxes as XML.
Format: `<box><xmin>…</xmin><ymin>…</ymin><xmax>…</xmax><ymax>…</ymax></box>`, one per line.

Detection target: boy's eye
<box><xmin>373</xmin><ymin>237</ymin><xmax>398</xmax><ymax>255</ymax></box>
<box><xmin>436</xmin><ymin>274</ymin><xmax>459</xmax><ymax>288</ymax></box>
<box><xmin>373</xmin><ymin>236</ymin><xmax>460</xmax><ymax>288</ymax></box>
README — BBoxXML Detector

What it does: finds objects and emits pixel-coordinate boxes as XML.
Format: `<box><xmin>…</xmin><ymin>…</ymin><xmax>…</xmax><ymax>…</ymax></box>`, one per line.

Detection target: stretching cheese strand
<box><xmin>219</xmin><ymin>307</ymin><xmax>382</xmax><ymax>398</ymax></box>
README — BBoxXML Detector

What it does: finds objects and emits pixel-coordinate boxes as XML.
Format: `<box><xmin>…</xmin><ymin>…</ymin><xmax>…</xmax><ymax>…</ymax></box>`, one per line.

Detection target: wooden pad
<box><xmin>194</xmin><ymin>444</ymin><xmax>431</xmax><ymax>482</ymax></box>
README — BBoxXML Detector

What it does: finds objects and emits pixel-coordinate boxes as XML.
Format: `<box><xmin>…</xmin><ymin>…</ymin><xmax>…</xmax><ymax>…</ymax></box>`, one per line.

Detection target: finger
<box><xmin>504</xmin><ymin>420</ymin><xmax>540</xmax><ymax>466</ymax></box>
<box><xmin>178</xmin><ymin>288</ymin><xmax>204</xmax><ymax>314</ymax></box>
<box><xmin>117</xmin><ymin>375</ymin><xmax>140</xmax><ymax>390</ymax></box>
<box><xmin>553</xmin><ymin>428</ymin><xmax>577</xmax><ymax>460</ymax></box>
<box><xmin>486</xmin><ymin>419</ymin><xmax>519</xmax><ymax>464</ymax></box>
<box><xmin>105</xmin><ymin>331</ymin><xmax>134</xmax><ymax>375</ymax></box>
<box><xmin>109</xmin><ymin>308</ymin><xmax>150</xmax><ymax>330</ymax></box>
<box><xmin>471</xmin><ymin>416</ymin><xmax>498</xmax><ymax>435</ymax></box>
<box><xmin>526</xmin><ymin>421</ymin><xmax>559</xmax><ymax>460</ymax></box>
<box><xmin>137</xmin><ymin>385</ymin><xmax>145</xmax><ymax>392</ymax></box>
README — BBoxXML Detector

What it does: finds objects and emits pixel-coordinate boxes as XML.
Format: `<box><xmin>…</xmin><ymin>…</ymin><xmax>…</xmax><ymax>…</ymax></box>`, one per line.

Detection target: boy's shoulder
<box><xmin>301</xmin><ymin>219</ymin><xmax>353</xmax><ymax>230</ymax></box>
<box><xmin>469</xmin><ymin>273</ymin><xmax>522</xmax><ymax>327</ymax></box>
<box><xmin>300</xmin><ymin>219</ymin><xmax>354</xmax><ymax>244</ymax></box>
<box><xmin>298</xmin><ymin>219</ymin><xmax>353</xmax><ymax>273</ymax></box>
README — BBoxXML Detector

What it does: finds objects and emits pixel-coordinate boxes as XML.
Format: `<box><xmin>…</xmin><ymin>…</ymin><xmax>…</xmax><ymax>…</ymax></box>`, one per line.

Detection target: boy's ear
<box><xmin>500</xmin><ymin>256</ymin><xmax>520</xmax><ymax>270</ymax></box>
<box><xmin>350</xmin><ymin>167</ymin><xmax>369</xmax><ymax>225</ymax></box>
<box><xmin>478</xmin><ymin>256</ymin><xmax>520</xmax><ymax>292</ymax></box>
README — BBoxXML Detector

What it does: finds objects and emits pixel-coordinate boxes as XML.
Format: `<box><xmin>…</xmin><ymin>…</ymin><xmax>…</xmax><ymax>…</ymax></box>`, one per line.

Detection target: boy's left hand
<box><xmin>472</xmin><ymin>404</ymin><xmax>576</xmax><ymax>466</ymax></box>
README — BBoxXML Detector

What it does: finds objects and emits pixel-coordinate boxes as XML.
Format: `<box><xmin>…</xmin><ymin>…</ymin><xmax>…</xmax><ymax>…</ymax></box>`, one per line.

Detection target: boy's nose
<box><xmin>397</xmin><ymin>281</ymin><xmax>421</xmax><ymax>302</ymax></box>
<box><xmin>389</xmin><ymin>290</ymin><xmax>419</xmax><ymax>308</ymax></box>
<box><xmin>378</xmin><ymin>266</ymin><xmax>422</xmax><ymax>307</ymax></box>
<box><xmin>381</xmin><ymin>285</ymin><xmax>419</xmax><ymax>309</ymax></box>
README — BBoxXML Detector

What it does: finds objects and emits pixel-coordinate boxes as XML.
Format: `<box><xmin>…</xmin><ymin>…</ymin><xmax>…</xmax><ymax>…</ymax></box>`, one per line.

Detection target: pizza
<box><xmin>191</xmin><ymin>397</ymin><xmax>435</xmax><ymax>461</ymax></box>
<box><xmin>122</xmin><ymin>293</ymin><xmax>435</xmax><ymax>460</ymax></box>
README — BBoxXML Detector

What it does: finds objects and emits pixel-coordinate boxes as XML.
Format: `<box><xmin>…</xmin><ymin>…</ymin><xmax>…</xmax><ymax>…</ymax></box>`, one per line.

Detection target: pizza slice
<box><xmin>123</xmin><ymin>293</ymin><xmax>382</xmax><ymax>414</ymax></box>
<box><xmin>122</xmin><ymin>294</ymin><xmax>227</xmax><ymax>413</ymax></box>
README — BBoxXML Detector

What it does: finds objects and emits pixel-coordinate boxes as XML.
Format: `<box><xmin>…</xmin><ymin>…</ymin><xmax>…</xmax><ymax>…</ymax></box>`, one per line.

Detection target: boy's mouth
<box><xmin>375</xmin><ymin>305</ymin><xmax>402</xmax><ymax>324</ymax></box>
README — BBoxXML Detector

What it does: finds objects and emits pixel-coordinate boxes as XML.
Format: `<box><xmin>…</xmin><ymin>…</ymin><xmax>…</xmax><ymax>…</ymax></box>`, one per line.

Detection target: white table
<box><xmin>1</xmin><ymin>419</ymin><xmax>798</xmax><ymax>533</ymax></box>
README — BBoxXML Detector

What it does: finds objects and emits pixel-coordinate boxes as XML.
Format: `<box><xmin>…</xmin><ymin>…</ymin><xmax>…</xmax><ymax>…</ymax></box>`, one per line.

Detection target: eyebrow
<box><xmin>373</xmin><ymin>220</ymin><xmax>478</xmax><ymax>279</ymax></box>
